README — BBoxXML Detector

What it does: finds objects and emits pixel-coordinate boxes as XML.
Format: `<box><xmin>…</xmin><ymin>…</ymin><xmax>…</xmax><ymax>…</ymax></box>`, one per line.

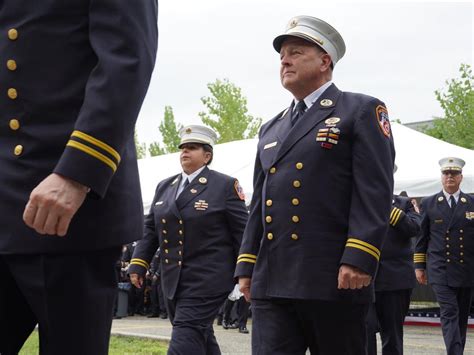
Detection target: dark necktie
<box><xmin>183</xmin><ymin>178</ymin><xmax>190</xmax><ymax>188</ymax></box>
<box><xmin>291</xmin><ymin>100</ymin><xmax>307</xmax><ymax>127</ymax></box>
<box><xmin>450</xmin><ymin>195</ymin><xmax>456</xmax><ymax>212</ymax></box>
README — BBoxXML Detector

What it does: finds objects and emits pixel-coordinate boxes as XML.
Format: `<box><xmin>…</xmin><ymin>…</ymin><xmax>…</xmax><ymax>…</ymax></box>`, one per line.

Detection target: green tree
<box><xmin>148</xmin><ymin>141</ymin><xmax>165</xmax><ymax>157</ymax></box>
<box><xmin>134</xmin><ymin>131</ymin><xmax>147</xmax><ymax>159</ymax></box>
<box><xmin>199</xmin><ymin>78</ymin><xmax>262</xmax><ymax>143</ymax></box>
<box><xmin>424</xmin><ymin>63</ymin><xmax>474</xmax><ymax>149</ymax></box>
<box><xmin>159</xmin><ymin>106</ymin><xmax>182</xmax><ymax>153</ymax></box>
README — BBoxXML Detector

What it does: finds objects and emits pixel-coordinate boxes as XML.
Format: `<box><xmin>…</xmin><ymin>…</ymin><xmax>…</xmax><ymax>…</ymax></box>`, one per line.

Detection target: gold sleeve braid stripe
<box><xmin>130</xmin><ymin>258</ymin><xmax>150</xmax><ymax>269</ymax></box>
<box><xmin>237</xmin><ymin>253</ymin><xmax>257</xmax><ymax>264</ymax></box>
<box><xmin>67</xmin><ymin>140</ymin><xmax>117</xmax><ymax>172</ymax></box>
<box><xmin>413</xmin><ymin>253</ymin><xmax>427</xmax><ymax>262</ymax></box>
<box><xmin>72</xmin><ymin>130</ymin><xmax>121</xmax><ymax>163</ymax></box>
<box><xmin>345</xmin><ymin>238</ymin><xmax>380</xmax><ymax>261</ymax></box>
<box><xmin>390</xmin><ymin>207</ymin><xmax>402</xmax><ymax>226</ymax></box>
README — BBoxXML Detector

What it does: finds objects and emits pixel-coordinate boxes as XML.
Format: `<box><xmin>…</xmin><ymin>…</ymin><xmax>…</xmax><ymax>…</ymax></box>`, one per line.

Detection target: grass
<box><xmin>20</xmin><ymin>332</ymin><xmax>168</xmax><ymax>355</ymax></box>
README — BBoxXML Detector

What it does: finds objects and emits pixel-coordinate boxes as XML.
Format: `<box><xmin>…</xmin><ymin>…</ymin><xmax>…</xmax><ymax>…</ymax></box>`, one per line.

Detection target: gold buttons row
<box><xmin>267</xmin><ymin>233</ymin><xmax>299</xmax><ymax>241</ymax></box>
<box><xmin>164</xmin><ymin>259</ymin><xmax>183</xmax><ymax>266</ymax></box>
<box><xmin>8</xmin><ymin>28</ymin><xmax>18</xmax><ymax>41</ymax></box>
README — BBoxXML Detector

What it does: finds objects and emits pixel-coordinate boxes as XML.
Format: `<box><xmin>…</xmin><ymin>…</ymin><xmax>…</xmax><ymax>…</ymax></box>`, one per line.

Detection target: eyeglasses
<box><xmin>442</xmin><ymin>170</ymin><xmax>461</xmax><ymax>176</ymax></box>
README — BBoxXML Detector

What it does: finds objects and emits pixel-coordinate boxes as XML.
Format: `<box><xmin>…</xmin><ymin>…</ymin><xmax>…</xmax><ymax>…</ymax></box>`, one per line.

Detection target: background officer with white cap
<box><xmin>129</xmin><ymin>125</ymin><xmax>248</xmax><ymax>355</ymax></box>
<box><xmin>367</xmin><ymin>165</ymin><xmax>422</xmax><ymax>355</ymax></box>
<box><xmin>415</xmin><ymin>157</ymin><xmax>473</xmax><ymax>355</ymax></box>
<box><xmin>235</xmin><ymin>15</ymin><xmax>395</xmax><ymax>354</ymax></box>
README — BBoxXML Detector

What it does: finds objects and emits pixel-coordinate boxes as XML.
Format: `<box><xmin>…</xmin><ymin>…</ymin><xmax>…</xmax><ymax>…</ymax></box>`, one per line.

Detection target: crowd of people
<box><xmin>0</xmin><ymin>2</ymin><xmax>472</xmax><ymax>355</ymax></box>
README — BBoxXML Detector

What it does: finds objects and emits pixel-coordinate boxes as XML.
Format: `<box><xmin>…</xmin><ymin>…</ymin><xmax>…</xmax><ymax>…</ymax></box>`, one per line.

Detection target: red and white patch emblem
<box><xmin>375</xmin><ymin>105</ymin><xmax>391</xmax><ymax>138</ymax></box>
<box><xmin>234</xmin><ymin>180</ymin><xmax>245</xmax><ymax>201</ymax></box>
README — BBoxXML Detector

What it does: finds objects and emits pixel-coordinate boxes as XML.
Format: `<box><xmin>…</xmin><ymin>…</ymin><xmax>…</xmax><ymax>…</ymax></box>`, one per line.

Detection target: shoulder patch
<box><xmin>375</xmin><ymin>105</ymin><xmax>391</xmax><ymax>138</ymax></box>
<box><xmin>234</xmin><ymin>180</ymin><xmax>245</xmax><ymax>201</ymax></box>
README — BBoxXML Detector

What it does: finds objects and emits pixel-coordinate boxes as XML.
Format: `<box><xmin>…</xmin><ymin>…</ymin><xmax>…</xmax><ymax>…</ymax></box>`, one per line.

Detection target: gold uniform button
<box><xmin>265</xmin><ymin>216</ymin><xmax>272</xmax><ymax>223</ymax></box>
<box><xmin>292</xmin><ymin>198</ymin><xmax>299</xmax><ymax>206</ymax></box>
<box><xmin>291</xmin><ymin>234</ymin><xmax>299</xmax><ymax>241</ymax></box>
<box><xmin>460</xmin><ymin>252</ymin><xmax>464</xmax><ymax>256</ymax></box>
<box><xmin>7</xmin><ymin>59</ymin><xmax>17</xmax><ymax>71</ymax></box>
<box><xmin>267</xmin><ymin>233</ymin><xmax>274</xmax><ymax>240</ymax></box>
<box><xmin>460</xmin><ymin>229</ymin><xmax>464</xmax><ymax>233</ymax></box>
<box><xmin>161</xmin><ymin>218</ymin><xmax>166</xmax><ymax>224</ymax></box>
<box><xmin>292</xmin><ymin>216</ymin><xmax>299</xmax><ymax>223</ymax></box>
<box><xmin>179</xmin><ymin>220</ymin><xmax>183</xmax><ymax>224</ymax></box>
<box><xmin>179</xmin><ymin>241</ymin><xmax>183</xmax><ymax>245</ymax></box>
<box><xmin>460</xmin><ymin>260</ymin><xmax>464</xmax><ymax>263</ymax></box>
<box><xmin>447</xmin><ymin>259</ymin><xmax>451</xmax><ymax>263</ymax></box>
<box><xmin>164</xmin><ymin>249</ymin><xmax>169</xmax><ymax>254</ymax></box>
<box><xmin>269</xmin><ymin>167</ymin><xmax>276</xmax><ymax>174</ymax></box>
<box><xmin>8</xmin><ymin>88</ymin><xmax>18</xmax><ymax>99</ymax></box>
<box><xmin>460</xmin><ymin>245</ymin><xmax>464</xmax><ymax>249</ymax></box>
<box><xmin>446</xmin><ymin>244</ymin><xmax>450</xmax><ymax>248</ymax></box>
<box><xmin>293</xmin><ymin>180</ymin><xmax>301</xmax><ymax>188</ymax></box>
<box><xmin>296</xmin><ymin>162</ymin><xmax>303</xmax><ymax>170</ymax></box>
<box><xmin>162</xmin><ymin>230</ymin><xmax>167</xmax><ymax>234</ymax></box>
<box><xmin>459</xmin><ymin>237</ymin><xmax>463</xmax><ymax>241</ymax></box>
<box><xmin>8</xmin><ymin>29</ymin><xmax>18</xmax><ymax>40</ymax></box>
<box><xmin>14</xmin><ymin>145</ymin><xmax>23</xmax><ymax>156</ymax></box>
<box><xmin>165</xmin><ymin>259</ymin><xmax>169</xmax><ymax>264</ymax></box>
<box><xmin>178</xmin><ymin>251</ymin><xmax>182</xmax><ymax>256</ymax></box>
<box><xmin>179</xmin><ymin>230</ymin><xmax>183</xmax><ymax>235</ymax></box>
<box><xmin>178</xmin><ymin>261</ymin><xmax>182</xmax><ymax>266</ymax></box>
<box><xmin>446</xmin><ymin>252</ymin><xmax>450</xmax><ymax>255</ymax></box>
<box><xmin>446</xmin><ymin>237</ymin><xmax>450</xmax><ymax>241</ymax></box>
<box><xmin>266</xmin><ymin>199</ymin><xmax>273</xmax><ymax>207</ymax></box>
<box><xmin>164</xmin><ymin>239</ymin><xmax>168</xmax><ymax>244</ymax></box>
<box><xmin>9</xmin><ymin>119</ymin><xmax>20</xmax><ymax>130</ymax></box>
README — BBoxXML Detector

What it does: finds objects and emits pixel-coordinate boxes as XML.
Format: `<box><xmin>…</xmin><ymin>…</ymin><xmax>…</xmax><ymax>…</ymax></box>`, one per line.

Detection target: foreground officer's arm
<box><xmin>338</xmin><ymin>100</ymin><xmax>395</xmax><ymax>289</ymax></box>
<box><xmin>389</xmin><ymin>197</ymin><xmax>421</xmax><ymax>239</ymax></box>
<box><xmin>414</xmin><ymin>198</ymin><xmax>429</xmax><ymax>285</ymax></box>
<box><xmin>23</xmin><ymin>0</ymin><xmax>158</xmax><ymax>236</ymax></box>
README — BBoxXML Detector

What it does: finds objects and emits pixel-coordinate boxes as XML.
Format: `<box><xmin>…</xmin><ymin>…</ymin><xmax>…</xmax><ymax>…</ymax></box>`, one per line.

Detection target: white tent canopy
<box><xmin>138</xmin><ymin>123</ymin><xmax>473</xmax><ymax>212</ymax></box>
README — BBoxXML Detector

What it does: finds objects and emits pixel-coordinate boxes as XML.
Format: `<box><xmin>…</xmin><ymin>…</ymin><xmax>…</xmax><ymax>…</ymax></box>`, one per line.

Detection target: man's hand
<box><xmin>337</xmin><ymin>264</ymin><xmax>372</xmax><ymax>289</ymax></box>
<box><xmin>239</xmin><ymin>277</ymin><xmax>251</xmax><ymax>302</ymax></box>
<box><xmin>130</xmin><ymin>273</ymin><xmax>144</xmax><ymax>288</ymax></box>
<box><xmin>23</xmin><ymin>173</ymin><xmax>89</xmax><ymax>237</ymax></box>
<box><xmin>415</xmin><ymin>269</ymin><xmax>427</xmax><ymax>285</ymax></box>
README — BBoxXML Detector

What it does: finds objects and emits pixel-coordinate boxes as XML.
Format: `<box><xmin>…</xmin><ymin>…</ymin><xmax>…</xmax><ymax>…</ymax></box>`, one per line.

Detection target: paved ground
<box><xmin>112</xmin><ymin>316</ymin><xmax>474</xmax><ymax>354</ymax></box>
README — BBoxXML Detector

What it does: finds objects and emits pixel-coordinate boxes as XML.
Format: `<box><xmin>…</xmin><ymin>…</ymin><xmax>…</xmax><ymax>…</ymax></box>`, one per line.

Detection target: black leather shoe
<box><xmin>147</xmin><ymin>314</ymin><xmax>159</xmax><ymax>318</ymax></box>
<box><xmin>239</xmin><ymin>327</ymin><xmax>249</xmax><ymax>334</ymax></box>
<box><xmin>159</xmin><ymin>313</ymin><xmax>168</xmax><ymax>319</ymax></box>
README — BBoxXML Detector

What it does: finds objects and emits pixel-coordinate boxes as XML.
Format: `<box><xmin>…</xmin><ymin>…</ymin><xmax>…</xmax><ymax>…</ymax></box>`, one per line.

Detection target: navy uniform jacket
<box><xmin>0</xmin><ymin>1</ymin><xmax>158</xmax><ymax>254</ymax></box>
<box><xmin>129</xmin><ymin>167</ymin><xmax>248</xmax><ymax>300</ymax></box>
<box><xmin>414</xmin><ymin>192</ymin><xmax>474</xmax><ymax>287</ymax></box>
<box><xmin>234</xmin><ymin>84</ymin><xmax>395</xmax><ymax>303</ymax></box>
<box><xmin>374</xmin><ymin>195</ymin><xmax>421</xmax><ymax>291</ymax></box>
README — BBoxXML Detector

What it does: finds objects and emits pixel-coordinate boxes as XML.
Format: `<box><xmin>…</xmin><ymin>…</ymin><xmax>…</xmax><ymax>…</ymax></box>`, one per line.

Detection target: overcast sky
<box><xmin>135</xmin><ymin>1</ymin><xmax>473</xmax><ymax>144</ymax></box>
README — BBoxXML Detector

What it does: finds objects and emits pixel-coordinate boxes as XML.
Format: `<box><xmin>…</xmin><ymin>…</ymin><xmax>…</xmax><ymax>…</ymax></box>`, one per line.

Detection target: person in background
<box><xmin>129</xmin><ymin>125</ymin><xmax>248</xmax><ymax>355</ymax></box>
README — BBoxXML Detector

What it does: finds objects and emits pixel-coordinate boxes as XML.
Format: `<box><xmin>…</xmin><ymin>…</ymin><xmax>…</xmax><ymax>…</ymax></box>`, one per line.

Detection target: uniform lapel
<box><xmin>167</xmin><ymin>174</ymin><xmax>182</xmax><ymax>219</ymax></box>
<box><xmin>450</xmin><ymin>191</ymin><xmax>469</xmax><ymax>228</ymax></box>
<box><xmin>176</xmin><ymin>166</ymin><xmax>210</xmax><ymax>210</ymax></box>
<box><xmin>272</xmin><ymin>84</ymin><xmax>341</xmax><ymax>165</ymax></box>
<box><xmin>274</xmin><ymin>106</ymin><xmax>292</xmax><ymax>143</ymax></box>
<box><xmin>436</xmin><ymin>191</ymin><xmax>452</xmax><ymax>223</ymax></box>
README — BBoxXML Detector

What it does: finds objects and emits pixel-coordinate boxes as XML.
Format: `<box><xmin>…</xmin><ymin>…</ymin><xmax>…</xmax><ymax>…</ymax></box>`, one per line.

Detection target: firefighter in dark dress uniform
<box><xmin>415</xmin><ymin>157</ymin><xmax>474</xmax><ymax>355</ymax></box>
<box><xmin>367</xmin><ymin>170</ymin><xmax>421</xmax><ymax>354</ymax></box>
<box><xmin>234</xmin><ymin>16</ymin><xmax>395</xmax><ymax>354</ymax></box>
<box><xmin>0</xmin><ymin>2</ymin><xmax>157</xmax><ymax>354</ymax></box>
<box><xmin>129</xmin><ymin>125</ymin><xmax>248</xmax><ymax>355</ymax></box>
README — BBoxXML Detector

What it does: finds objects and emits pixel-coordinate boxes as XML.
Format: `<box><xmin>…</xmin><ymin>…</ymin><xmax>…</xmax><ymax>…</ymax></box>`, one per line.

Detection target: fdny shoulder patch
<box><xmin>234</xmin><ymin>180</ymin><xmax>245</xmax><ymax>201</ymax></box>
<box><xmin>375</xmin><ymin>105</ymin><xmax>391</xmax><ymax>138</ymax></box>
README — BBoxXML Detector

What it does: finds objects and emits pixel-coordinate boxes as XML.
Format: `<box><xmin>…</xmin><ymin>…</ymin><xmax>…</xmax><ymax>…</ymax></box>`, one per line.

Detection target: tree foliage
<box><xmin>424</xmin><ymin>63</ymin><xmax>474</xmax><ymax>149</ymax></box>
<box><xmin>159</xmin><ymin>106</ymin><xmax>182</xmax><ymax>153</ymax></box>
<box><xmin>199</xmin><ymin>79</ymin><xmax>262</xmax><ymax>143</ymax></box>
<box><xmin>134</xmin><ymin>131</ymin><xmax>147</xmax><ymax>159</ymax></box>
<box><xmin>148</xmin><ymin>141</ymin><xmax>165</xmax><ymax>157</ymax></box>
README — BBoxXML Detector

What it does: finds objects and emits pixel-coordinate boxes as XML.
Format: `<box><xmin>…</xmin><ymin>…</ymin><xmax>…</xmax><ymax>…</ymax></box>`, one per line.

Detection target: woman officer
<box><xmin>129</xmin><ymin>125</ymin><xmax>248</xmax><ymax>354</ymax></box>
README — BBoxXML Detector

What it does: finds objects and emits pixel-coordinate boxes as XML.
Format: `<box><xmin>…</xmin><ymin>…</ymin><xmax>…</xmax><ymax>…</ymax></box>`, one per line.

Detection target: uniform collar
<box><xmin>293</xmin><ymin>81</ymin><xmax>333</xmax><ymax>112</ymax></box>
<box><xmin>443</xmin><ymin>189</ymin><xmax>460</xmax><ymax>202</ymax></box>
<box><xmin>181</xmin><ymin>165</ymin><xmax>206</xmax><ymax>186</ymax></box>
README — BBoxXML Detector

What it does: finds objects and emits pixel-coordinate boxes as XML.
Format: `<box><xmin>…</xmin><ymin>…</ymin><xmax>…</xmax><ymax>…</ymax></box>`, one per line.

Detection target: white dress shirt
<box><xmin>176</xmin><ymin>165</ymin><xmax>206</xmax><ymax>199</ymax></box>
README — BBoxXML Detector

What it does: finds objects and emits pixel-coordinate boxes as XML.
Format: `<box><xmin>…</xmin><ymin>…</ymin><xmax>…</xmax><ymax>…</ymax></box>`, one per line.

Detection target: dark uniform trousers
<box><xmin>234</xmin><ymin>84</ymin><xmax>395</xmax><ymax>354</ymax></box>
<box><xmin>0</xmin><ymin>248</ymin><xmax>121</xmax><ymax>355</ymax></box>
<box><xmin>367</xmin><ymin>195</ymin><xmax>421</xmax><ymax>355</ymax></box>
<box><xmin>165</xmin><ymin>293</ymin><xmax>228</xmax><ymax>355</ymax></box>
<box><xmin>415</xmin><ymin>192</ymin><xmax>474</xmax><ymax>355</ymax></box>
